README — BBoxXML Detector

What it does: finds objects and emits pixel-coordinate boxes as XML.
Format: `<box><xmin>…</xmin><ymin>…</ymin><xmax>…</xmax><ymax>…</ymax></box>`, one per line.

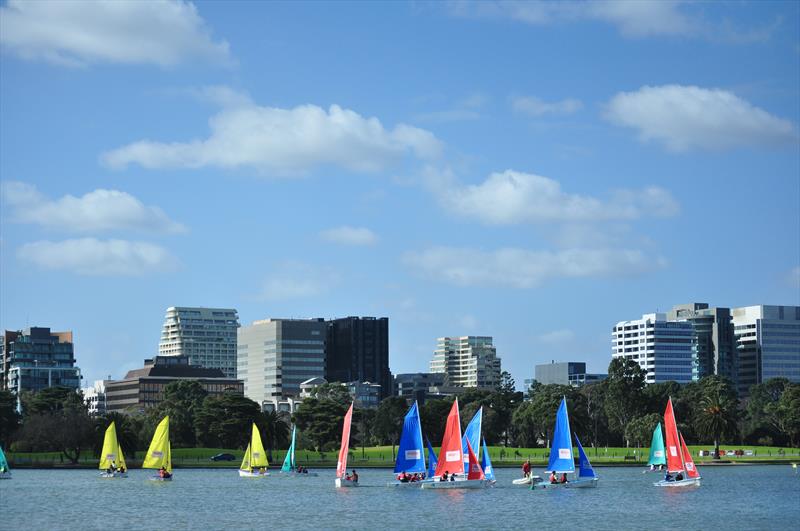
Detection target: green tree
<box><xmin>510</xmin><ymin>401</ymin><xmax>538</xmax><ymax>448</ymax></box>
<box><xmin>372</xmin><ymin>396</ymin><xmax>410</xmax><ymax>458</ymax></box>
<box><xmin>310</xmin><ymin>383</ymin><xmax>352</xmax><ymax>406</ymax></box>
<box><xmin>194</xmin><ymin>393</ymin><xmax>263</xmax><ymax>449</ymax></box>
<box><xmin>149</xmin><ymin>380</ymin><xmax>208</xmax><ymax>447</ymax></box>
<box><xmin>516</xmin><ymin>384</ymin><xmax>582</xmax><ymax>447</ymax></box>
<box><xmin>643</xmin><ymin>381</ymin><xmax>682</xmax><ymax>415</ymax></box>
<box><xmin>490</xmin><ymin>372</ymin><xmax>524</xmax><ymax>446</ymax></box>
<box><xmin>293</xmin><ymin>396</ymin><xmax>348</xmax><ymax>451</ymax></box>
<box><xmin>604</xmin><ymin>358</ymin><xmax>646</xmax><ymax>446</ymax></box>
<box><xmin>624</xmin><ymin>413</ymin><xmax>663</xmax><ymax>449</ymax></box>
<box><xmin>20</xmin><ymin>386</ymin><xmax>77</xmax><ymax>416</ymax></box>
<box><xmin>694</xmin><ymin>379</ymin><xmax>739</xmax><ymax>458</ymax></box>
<box><xmin>766</xmin><ymin>383</ymin><xmax>800</xmax><ymax>447</ymax></box>
<box><xmin>420</xmin><ymin>398</ymin><xmax>455</xmax><ymax>445</ymax></box>
<box><xmin>261</xmin><ymin>410</ymin><xmax>290</xmax><ymax>461</ymax></box>
<box><xmin>744</xmin><ymin>378</ymin><xmax>789</xmax><ymax>444</ymax></box>
<box><xmin>94</xmin><ymin>412</ymin><xmax>143</xmax><ymax>457</ymax></box>
<box><xmin>580</xmin><ymin>382</ymin><xmax>611</xmax><ymax>447</ymax></box>
<box><xmin>0</xmin><ymin>389</ymin><xmax>20</xmax><ymax>447</ymax></box>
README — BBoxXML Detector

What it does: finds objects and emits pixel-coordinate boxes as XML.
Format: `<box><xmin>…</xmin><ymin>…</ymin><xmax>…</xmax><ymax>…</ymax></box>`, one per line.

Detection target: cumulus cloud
<box><xmin>0</xmin><ymin>0</ymin><xmax>231</xmax><ymax>67</ymax></box>
<box><xmin>320</xmin><ymin>226</ymin><xmax>378</xmax><ymax>246</ymax></box>
<box><xmin>433</xmin><ymin>169</ymin><xmax>679</xmax><ymax>225</ymax></box>
<box><xmin>102</xmin><ymin>89</ymin><xmax>442</xmax><ymax>174</ymax></box>
<box><xmin>512</xmin><ymin>95</ymin><xmax>583</xmax><ymax>116</ymax></box>
<box><xmin>1</xmin><ymin>181</ymin><xmax>185</xmax><ymax>234</ymax></box>
<box><xmin>605</xmin><ymin>85</ymin><xmax>799</xmax><ymax>152</ymax></box>
<box><xmin>404</xmin><ymin>246</ymin><xmax>665</xmax><ymax>288</ymax></box>
<box><xmin>259</xmin><ymin>262</ymin><xmax>339</xmax><ymax>301</ymax></box>
<box><xmin>17</xmin><ymin>238</ymin><xmax>179</xmax><ymax>276</ymax></box>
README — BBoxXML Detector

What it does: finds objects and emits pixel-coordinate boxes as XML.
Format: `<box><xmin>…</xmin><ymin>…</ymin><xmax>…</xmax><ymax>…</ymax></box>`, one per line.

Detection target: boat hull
<box><xmin>386</xmin><ymin>480</ymin><xmax>424</xmax><ymax>487</ymax></box>
<box><xmin>420</xmin><ymin>479</ymin><xmax>487</xmax><ymax>489</ymax></box>
<box><xmin>532</xmin><ymin>477</ymin><xmax>598</xmax><ymax>490</ymax></box>
<box><xmin>0</xmin><ymin>471</ymin><xmax>11</xmax><ymax>480</ymax></box>
<box><xmin>99</xmin><ymin>472</ymin><xmax>128</xmax><ymax>478</ymax></box>
<box><xmin>654</xmin><ymin>477</ymin><xmax>701</xmax><ymax>488</ymax></box>
<box><xmin>512</xmin><ymin>475</ymin><xmax>542</xmax><ymax>486</ymax></box>
<box><xmin>335</xmin><ymin>478</ymin><xmax>358</xmax><ymax>488</ymax></box>
<box><xmin>239</xmin><ymin>469</ymin><xmax>270</xmax><ymax>477</ymax></box>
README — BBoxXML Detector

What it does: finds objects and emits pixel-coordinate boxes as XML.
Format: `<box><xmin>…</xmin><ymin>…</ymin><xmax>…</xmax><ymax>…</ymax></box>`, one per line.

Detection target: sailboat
<box><xmin>387</xmin><ymin>401</ymin><xmax>426</xmax><ymax>487</ymax></box>
<box><xmin>143</xmin><ymin>416</ymin><xmax>172</xmax><ymax>481</ymax></box>
<box><xmin>531</xmin><ymin>397</ymin><xmax>598</xmax><ymax>489</ymax></box>
<box><xmin>281</xmin><ymin>426</ymin><xmax>318</xmax><ymax>477</ymax></box>
<box><xmin>0</xmin><ymin>445</ymin><xmax>11</xmax><ymax>479</ymax></box>
<box><xmin>426</xmin><ymin>436</ymin><xmax>438</xmax><ymax>479</ymax></box>
<box><xmin>239</xmin><ymin>423</ymin><xmax>269</xmax><ymax>477</ymax></box>
<box><xmin>420</xmin><ymin>398</ymin><xmax>487</xmax><ymax>489</ymax></box>
<box><xmin>480</xmin><ymin>437</ymin><xmax>496</xmax><ymax>486</ymax></box>
<box><xmin>645</xmin><ymin>422</ymin><xmax>667</xmax><ymax>473</ymax></box>
<box><xmin>335</xmin><ymin>402</ymin><xmax>357</xmax><ymax>488</ymax></box>
<box><xmin>461</xmin><ymin>407</ymin><xmax>482</xmax><ymax>475</ymax></box>
<box><xmin>99</xmin><ymin>421</ymin><xmax>128</xmax><ymax>478</ymax></box>
<box><xmin>654</xmin><ymin>397</ymin><xmax>701</xmax><ymax>487</ymax></box>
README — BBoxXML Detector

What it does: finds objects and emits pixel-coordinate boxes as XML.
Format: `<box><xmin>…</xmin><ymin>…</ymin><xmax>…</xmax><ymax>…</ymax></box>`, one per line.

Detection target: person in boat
<box><xmin>549</xmin><ymin>471</ymin><xmax>558</xmax><ymax>484</ymax></box>
<box><xmin>560</xmin><ymin>473</ymin><xmax>568</xmax><ymax>484</ymax></box>
<box><xmin>118</xmin><ymin>465</ymin><xmax>125</xmax><ymax>474</ymax></box>
<box><xmin>522</xmin><ymin>459</ymin><xmax>531</xmax><ymax>478</ymax></box>
<box><xmin>441</xmin><ymin>471</ymin><xmax>448</xmax><ymax>482</ymax></box>
<box><xmin>450</xmin><ymin>473</ymin><xmax>456</xmax><ymax>482</ymax></box>
<box><xmin>664</xmin><ymin>471</ymin><xmax>673</xmax><ymax>481</ymax></box>
<box><xmin>675</xmin><ymin>472</ymin><xmax>683</xmax><ymax>481</ymax></box>
<box><xmin>351</xmin><ymin>470</ymin><xmax>359</xmax><ymax>483</ymax></box>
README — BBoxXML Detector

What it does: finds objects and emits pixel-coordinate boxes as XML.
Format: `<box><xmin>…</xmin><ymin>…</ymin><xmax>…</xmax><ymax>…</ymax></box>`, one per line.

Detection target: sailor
<box><xmin>441</xmin><ymin>471</ymin><xmax>449</xmax><ymax>482</ymax></box>
<box><xmin>549</xmin><ymin>471</ymin><xmax>558</xmax><ymax>484</ymax></box>
<box><xmin>522</xmin><ymin>459</ymin><xmax>531</xmax><ymax>478</ymax></box>
<box><xmin>351</xmin><ymin>469</ymin><xmax>359</xmax><ymax>483</ymax></box>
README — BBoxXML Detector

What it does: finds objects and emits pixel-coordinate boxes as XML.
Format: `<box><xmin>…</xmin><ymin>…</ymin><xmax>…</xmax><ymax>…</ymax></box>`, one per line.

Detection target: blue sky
<box><xmin>1</xmin><ymin>0</ymin><xmax>798</xmax><ymax>388</ymax></box>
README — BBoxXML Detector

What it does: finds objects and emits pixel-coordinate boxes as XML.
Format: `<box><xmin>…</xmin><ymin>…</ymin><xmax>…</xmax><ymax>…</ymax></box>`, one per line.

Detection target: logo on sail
<box><xmin>445</xmin><ymin>450</ymin><xmax>460</xmax><ymax>461</ymax></box>
<box><xmin>105</xmin><ymin>453</ymin><xmax>116</xmax><ymax>460</ymax></box>
<box><xmin>151</xmin><ymin>451</ymin><xmax>163</xmax><ymax>458</ymax></box>
<box><xmin>253</xmin><ymin>452</ymin><xmax>260</xmax><ymax>459</ymax></box>
<box><xmin>686</xmin><ymin>462</ymin><xmax>694</xmax><ymax>470</ymax></box>
<box><xmin>654</xmin><ymin>450</ymin><xmax>664</xmax><ymax>457</ymax></box>
<box><xmin>669</xmin><ymin>446</ymin><xmax>678</xmax><ymax>457</ymax></box>
<box><xmin>405</xmin><ymin>450</ymin><xmax>421</xmax><ymax>460</ymax></box>
<box><xmin>558</xmin><ymin>448</ymin><xmax>571</xmax><ymax>459</ymax></box>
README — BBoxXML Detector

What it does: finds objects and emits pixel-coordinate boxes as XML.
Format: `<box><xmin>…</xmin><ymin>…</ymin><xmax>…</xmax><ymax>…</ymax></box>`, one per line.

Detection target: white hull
<box><xmin>100</xmin><ymin>472</ymin><xmax>128</xmax><ymax>478</ymax></box>
<box><xmin>420</xmin><ymin>479</ymin><xmax>487</xmax><ymax>489</ymax></box>
<box><xmin>512</xmin><ymin>475</ymin><xmax>542</xmax><ymax>486</ymax></box>
<box><xmin>335</xmin><ymin>478</ymin><xmax>358</xmax><ymax>488</ymax></box>
<box><xmin>239</xmin><ymin>469</ymin><xmax>270</xmax><ymax>477</ymax></box>
<box><xmin>654</xmin><ymin>477</ymin><xmax>701</xmax><ymax>488</ymax></box>
<box><xmin>386</xmin><ymin>480</ymin><xmax>424</xmax><ymax>487</ymax></box>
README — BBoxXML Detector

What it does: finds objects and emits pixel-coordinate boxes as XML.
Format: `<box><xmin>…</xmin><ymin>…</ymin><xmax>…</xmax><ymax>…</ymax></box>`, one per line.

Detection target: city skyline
<box><xmin>1</xmin><ymin>1</ymin><xmax>798</xmax><ymax>389</ymax></box>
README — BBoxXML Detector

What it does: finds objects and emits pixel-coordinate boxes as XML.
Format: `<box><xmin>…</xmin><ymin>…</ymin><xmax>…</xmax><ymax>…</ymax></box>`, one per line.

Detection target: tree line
<box><xmin>0</xmin><ymin>360</ymin><xmax>798</xmax><ymax>464</ymax></box>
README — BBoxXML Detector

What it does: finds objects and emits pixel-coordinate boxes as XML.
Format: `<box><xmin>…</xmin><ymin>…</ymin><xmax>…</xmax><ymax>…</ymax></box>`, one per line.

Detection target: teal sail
<box><xmin>647</xmin><ymin>423</ymin><xmax>666</xmax><ymax>466</ymax></box>
<box><xmin>0</xmin><ymin>445</ymin><xmax>8</xmax><ymax>472</ymax></box>
<box><xmin>394</xmin><ymin>401</ymin><xmax>426</xmax><ymax>474</ymax></box>
<box><xmin>546</xmin><ymin>397</ymin><xmax>575</xmax><ymax>473</ymax></box>
<box><xmin>281</xmin><ymin>426</ymin><xmax>296</xmax><ymax>472</ymax></box>
<box><xmin>480</xmin><ymin>437</ymin><xmax>495</xmax><ymax>481</ymax></box>
<box><xmin>426</xmin><ymin>436</ymin><xmax>437</xmax><ymax>478</ymax></box>
<box><xmin>575</xmin><ymin>435</ymin><xmax>596</xmax><ymax>478</ymax></box>
<box><xmin>461</xmin><ymin>407</ymin><xmax>482</xmax><ymax>473</ymax></box>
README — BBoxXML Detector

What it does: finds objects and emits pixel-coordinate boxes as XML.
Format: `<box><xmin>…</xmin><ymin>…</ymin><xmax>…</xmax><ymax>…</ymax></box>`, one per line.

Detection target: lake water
<box><xmin>2</xmin><ymin>466</ymin><xmax>798</xmax><ymax>530</ymax></box>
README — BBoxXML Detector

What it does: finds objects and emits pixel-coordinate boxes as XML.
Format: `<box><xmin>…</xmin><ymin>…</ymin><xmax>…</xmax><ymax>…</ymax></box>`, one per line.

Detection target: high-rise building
<box><xmin>237</xmin><ymin>318</ymin><xmax>327</xmax><ymax>406</ymax></box>
<box><xmin>666</xmin><ymin>303</ymin><xmax>736</xmax><ymax>383</ymax></box>
<box><xmin>612</xmin><ymin>314</ymin><xmax>694</xmax><ymax>384</ymax></box>
<box><xmin>532</xmin><ymin>361</ymin><xmax>607</xmax><ymax>387</ymax></box>
<box><xmin>394</xmin><ymin>372</ymin><xmax>446</xmax><ymax>404</ymax></box>
<box><xmin>158</xmin><ymin>307</ymin><xmax>240</xmax><ymax>378</ymax></box>
<box><xmin>732</xmin><ymin>305</ymin><xmax>800</xmax><ymax>397</ymax></box>
<box><xmin>429</xmin><ymin>336</ymin><xmax>501</xmax><ymax>390</ymax></box>
<box><xmin>325</xmin><ymin>316</ymin><xmax>391</xmax><ymax>399</ymax></box>
<box><xmin>82</xmin><ymin>379</ymin><xmax>110</xmax><ymax>416</ymax></box>
<box><xmin>1</xmin><ymin>327</ymin><xmax>82</xmax><ymax>395</ymax></box>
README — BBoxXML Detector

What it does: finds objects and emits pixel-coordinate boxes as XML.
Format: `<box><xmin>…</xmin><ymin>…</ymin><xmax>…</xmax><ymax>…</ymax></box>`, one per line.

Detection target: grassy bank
<box><xmin>8</xmin><ymin>445</ymin><xmax>799</xmax><ymax>469</ymax></box>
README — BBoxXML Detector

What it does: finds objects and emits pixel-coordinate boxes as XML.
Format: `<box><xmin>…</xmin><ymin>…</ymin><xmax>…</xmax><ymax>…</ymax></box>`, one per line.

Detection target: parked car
<box><xmin>210</xmin><ymin>453</ymin><xmax>236</xmax><ymax>461</ymax></box>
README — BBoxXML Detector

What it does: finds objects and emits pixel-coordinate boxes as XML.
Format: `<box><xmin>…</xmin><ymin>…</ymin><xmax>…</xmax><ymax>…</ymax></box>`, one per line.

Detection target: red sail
<box><xmin>434</xmin><ymin>399</ymin><xmax>464</xmax><ymax>477</ymax></box>
<box><xmin>680</xmin><ymin>433</ymin><xmax>700</xmax><ymax>478</ymax></box>
<box><xmin>466</xmin><ymin>440</ymin><xmax>484</xmax><ymax>480</ymax></box>
<box><xmin>663</xmin><ymin>397</ymin><xmax>684</xmax><ymax>473</ymax></box>
<box><xmin>336</xmin><ymin>402</ymin><xmax>354</xmax><ymax>479</ymax></box>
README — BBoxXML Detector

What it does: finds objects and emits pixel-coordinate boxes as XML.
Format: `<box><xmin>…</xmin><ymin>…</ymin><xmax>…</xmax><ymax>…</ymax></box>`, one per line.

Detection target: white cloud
<box><xmin>538</xmin><ymin>329</ymin><xmax>575</xmax><ymax>344</ymax></box>
<box><xmin>1</xmin><ymin>181</ymin><xmax>185</xmax><ymax>234</ymax></box>
<box><xmin>605</xmin><ymin>85</ymin><xmax>799</xmax><ymax>152</ymax></box>
<box><xmin>404</xmin><ymin>246</ymin><xmax>665</xmax><ymax>288</ymax></box>
<box><xmin>102</xmin><ymin>89</ymin><xmax>442</xmax><ymax>174</ymax></box>
<box><xmin>259</xmin><ymin>262</ymin><xmax>339</xmax><ymax>301</ymax></box>
<box><xmin>512</xmin><ymin>95</ymin><xmax>583</xmax><ymax>116</ymax></box>
<box><xmin>433</xmin><ymin>169</ymin><xmax>679</xmax><ymax>225</ymax></box>
<box><xmin>17</xmin><ymin>238</ymin><xmax>179</xmax><ymax>276</ymax></box>
<box><xmin>414</xmin><ymin>92</ymin><xmax>487</xmax><ymax>123</ymax></box>
<box><xmin>0</xmin><ymin>0</ymin><xmax>231</xmax><ymax>67</ymax></box>
<box><xmin>320</xmin><ymin>226</ymin><xmax>378</xmax><ymax>246</ymax></box>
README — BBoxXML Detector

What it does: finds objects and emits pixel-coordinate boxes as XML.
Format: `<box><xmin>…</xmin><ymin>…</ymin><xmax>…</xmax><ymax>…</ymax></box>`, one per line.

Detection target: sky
<box><xmin>1</xmin><ymin>0</ymin><xmax>798</xmax><ymax>389</ymax></box>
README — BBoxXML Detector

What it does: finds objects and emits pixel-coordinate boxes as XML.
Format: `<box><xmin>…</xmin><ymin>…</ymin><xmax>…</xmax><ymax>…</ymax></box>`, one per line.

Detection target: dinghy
<box><xmin>239</xmin><ymin>423</ymin><xmax>269</xmax><ymax>477</ymax></box>
<box><xmin>99</xmin><ymin>421</ymin><xmax>128</xmax><ymax>478</ymax></box>
<box><xmin>0</xmin><ymin>445</ymin><xmax>11</xmax><ymax>479</ymax></box>
<box><xmin>512</xmin><ymin>475</ymin><xmax>542</xmax><ymax>486</ymax></box>
<box><xmin>281</xmin><ymin>426</ymin><xmax>318</xmax><ymax>476</ymax></box>
<box><xmin>532</xmin><ymin>397</ymin><xmax>599</xmax><ymax>490</ymax></box>
<box><xmin>335</xmin><ymin>402</ymin><xmax>358</xmax><ymax>488</ymax></box>
<box><xmin>654</xmin><ymin>398</ymin><xmax>700</xmax><ymax>488</ymax></box>
<box><xmin>644</xmin><ymin>422</ymin><xmax>667</xmax><ymax>473</ymax></box>
<box><xmin>480</xmin><ymin>437</ymin><xmax>496</xmax><ymax>486</ymax></box>
<box><xmin>143</xmin><ymin>416</ymin><xmax>173</xmax><ymax>481</ymax></box>
<box><xmin>387</xmin><ymin>401</ymin><xmax>427</xmax><ymax>487</ymax></box>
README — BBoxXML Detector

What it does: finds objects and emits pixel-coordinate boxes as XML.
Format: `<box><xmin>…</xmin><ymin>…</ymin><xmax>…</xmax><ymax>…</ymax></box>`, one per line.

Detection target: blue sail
<box><xmin>461</xmin><ymin>407</ymin><xmax>482</xmax><ymax>472</ymax></box>
<box><xmin>281</xmin><ymin>426</ymin><xmax>296</xmax><ymax>472</ymax></box>
<box><xmin>426</xmin><ymin>436</ymin><xmax>437</xmax><ymax>478</ymax></box>
<box><xmin>546</xmin><ymin>397</ymin><xmax>575</xmax><ymax>473</ymax></box>
<box><xmin>480</xmin><ymin>437</ymin><xmax>495</xmax><ymax>481</ymax></box>
<box><xmin>394</xmin><ymin>401</ymin><xmax>426</xmax><ymax>473</ymax></box>
<box><xmin>575</xmin><ymin>435</ymin><xmax>596</xmax><ymax>478</ymax></box>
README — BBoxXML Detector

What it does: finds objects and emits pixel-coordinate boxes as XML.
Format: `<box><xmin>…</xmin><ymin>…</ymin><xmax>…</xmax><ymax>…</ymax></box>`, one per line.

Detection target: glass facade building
<box><xmin>612</xmin><ymin>314</ymin><xmax>695</xmax><ymax>384</ymax></box>
<box><xmin>429</xmin><ymin>336</ymin><xmax>501</xmax><ymax>390</ymax></box>
<box><xmin>159</xmin><ymin>307</ymin><xmax>240</xmax><ymax>378</ymax></box>
<box><xmin>1</xmin><ymin>327</ymin><xmax>82</xmax><ymax>396</ymax></box>
<box><xmin>325</xmin><ymin>316</ymin><xmax>391</xmax><ymax>399</ymax></box>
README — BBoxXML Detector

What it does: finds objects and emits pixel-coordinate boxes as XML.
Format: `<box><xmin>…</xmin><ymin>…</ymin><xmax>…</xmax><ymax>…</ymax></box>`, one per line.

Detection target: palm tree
<box><xmin>261</xmin><ymin>410</ymin><xmax>290</xmax><ymax>462</ymax></box>
<box><xmin>695</xmin><ymin>388</ymin><xmax>738</xmax><ymax>459</ymax></box>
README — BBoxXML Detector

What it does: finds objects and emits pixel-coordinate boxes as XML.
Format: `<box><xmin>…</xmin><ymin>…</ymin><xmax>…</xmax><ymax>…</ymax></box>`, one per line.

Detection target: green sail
<box><xmin>0</xmin><ymin>445</ymin><xmax>9</xmax><ymax>472</ymax></box>
<box><xmin>647</xmin><ymin>422</ymin><xmax>667</xmax><ymax>466</ymax></box>
<box><xmin>281</xmin><ymin>426</ymin><xmax>296</xmax><ymax>472</ymax></box>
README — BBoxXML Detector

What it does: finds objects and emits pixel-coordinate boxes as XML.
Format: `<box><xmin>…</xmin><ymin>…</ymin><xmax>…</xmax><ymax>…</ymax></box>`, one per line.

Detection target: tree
<box><xmin>420</xmin><ymin>398</ymin><xmax>454</xmax><ymax>445</ymax></box>
<box><xmin>149</xmin><ymin>380</ymin><xmax>208</xmax><ymax>447</ymax></box>
<box><xmin>310</xmin><ymin>383</ymin><xmax>352</xmax><ymax>406</ymax></box>
<box><xmin>20</xmin><ymin>386</ymin><xmax>77</xmax><ymax>416</ymax></box>
<box><xmin>604</xmin><ymin>358</ymin><xmax>646</xmax><ymax>446</ymax></box>
<box><xmin>293</xmin><ymin>397</ymin><xmax>347</xmax><ymax>451</ymax></box>
<box><xmin>694</xmin><ymin>379</ymin><xmax>739</xmax><ymax>458</ymax></box>
<box><xmin>372</xmin><ymin>397</ymin><xmax>409</xmax><ymax>459</ymax></box>
<box><xmin>624</xmin><ymin>413</ymin><xmax>663</xmax><ymax>449</ymax></box>
<box><xmin>194</xmin><ymin>393</ymin><xmax>263</xmax><ymax>449</ymax></box>
<box><xmin>490</xmin><ymin>372</ymin><xmax>524</xmax><ymax>446</ymax></box>
<box><xmin>511</xmin><ymin>401</ymin><xmax>539</xmax><ymax>448</ymax></box>
<box><xmin>744</xmin><ymin>378</ymin><xmax>789</xmax><ymax>444</ymax></box>
<box><xmin>94</xmin><ymin>412</ymin><xmax>143</xmax><ymax>457</ymax></box>
<box><xmin>517</xmin><ymin>384</ymin><xmax>582</xmax><ymax>447</ymax></box>
<box><xmin>261</xmin><ymin>410</ymin><xmax>290</xmax><ymax>461</ymax></box>
<box><xmin>0</xmin><ymin>389</ymin><xmax>20</xmax><ymax>446</ymax></box>
<box><xmin>766</xmin><ymin>383</ymin><xmax>800</xmax><ymax>447</ymax></box>
<box><xmin>581</xmin><ymin>382</ymin><xmax>611</xmax><ymax>447</ymax></box>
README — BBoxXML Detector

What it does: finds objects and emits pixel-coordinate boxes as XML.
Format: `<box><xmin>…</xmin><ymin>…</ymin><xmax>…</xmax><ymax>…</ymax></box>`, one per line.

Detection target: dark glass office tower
<box><xmin>326</xmin><ymin>317</ymin><xmax>391</xmax><ymax>399</ymax></box>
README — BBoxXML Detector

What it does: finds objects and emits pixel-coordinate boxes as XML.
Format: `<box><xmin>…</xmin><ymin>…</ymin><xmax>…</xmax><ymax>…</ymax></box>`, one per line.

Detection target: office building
<box><xmin>667</xmin><ymin>303</ymin><xmax>736</xmax><ymax>383</ymax></box>
<box><xmin>105</xmin><ymin>355</ymin><xmax>242</xmax><ymax>413</ymax></box>
<box><xmin>82</xmin><ymin>379</ymin><xmax>110</xmax><ymax>416</ymax></box>
<box><xmin>237</xmin><ymin>318</ymin><xmax>326</xmax><ymax>406</ymax></box>
<box><xmin>394</xmin><ymin>372</ymin><xmax>446</xmax><ymax>404</ymax></box>
<box><xmin>429</xmin><ymin>336</ymin><xmax>501</xmax><ymax>390</ymax></box>
<box><xmin>1</xmin><ymin>327</ymin><xmax>82</xmax><ymax>395</ymax></box>
<box><xmin>158</xmin><ymin>306</ymin><xmax>240</xmax><ymax>378</ymax></box>
<box><xmin>612</xmin><ymin>314</ymin><xmax>694</xmax><ymax>384</ymax></box>
<box><xmin>732</xmin><ymin>305</ymin><xmax>800</xmax><ymax>397</ymax></box>
<box><xmin>326</xmin><ymin>316</ymin><xmax>391</xmax><ymax>399</ymax></box>
<box><xmin>533</xmin><ymin>361</ymin><xmax>607</xmax><ymax>387</ymax></box>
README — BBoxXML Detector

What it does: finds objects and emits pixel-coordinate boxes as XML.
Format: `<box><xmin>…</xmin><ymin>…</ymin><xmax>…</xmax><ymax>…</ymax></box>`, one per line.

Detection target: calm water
<box><xmin>1</xmin><ymin>466</ymin><xmax>798</xmax><ymax>530</ymax></box>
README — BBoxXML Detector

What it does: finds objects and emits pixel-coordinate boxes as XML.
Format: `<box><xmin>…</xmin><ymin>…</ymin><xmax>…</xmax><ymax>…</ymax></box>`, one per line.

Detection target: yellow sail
<box><xmin>99</xmin><ymin>421</ymin><xmax>121</xmax><ymax>470</ymax></box>
<box><xmin>250</xmin><ymin>424</ymin><xmax>269</xmax><ymax>468</ymax></box>
<box><xmin>240</xmin><ymin>443</ymin><xmax>251</xmax><ymax>471</ymax></box>
<box><xmin>143</xmin><ymin>416</ymin><xmax>171</xmax><ymax>472</ymax></box>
